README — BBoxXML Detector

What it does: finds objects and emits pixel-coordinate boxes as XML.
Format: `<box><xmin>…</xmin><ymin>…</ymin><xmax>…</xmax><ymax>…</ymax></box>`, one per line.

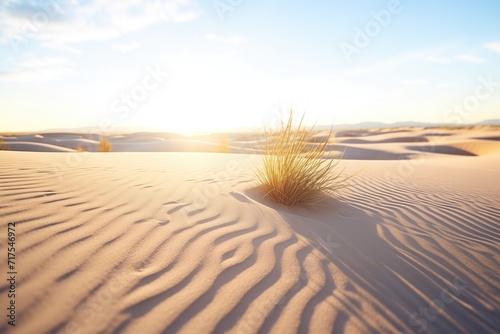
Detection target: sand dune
<box><xmin>3</xmin><ymin>127</ymin><xmax>500</xmax><ymax>160</ymax></box>
<box><xmin>2</xmin><ymin>142</ymin><xmax>75</xmax><ymax>152</ymax></box>
<box><xmin>333</xmin><ymin>128</ymin><xmax>500</xmax><ymax>159</ymax></box>
<box><xmin>0</xmin><ymin>128</ymin><xmax>499</xmax><ymax>333</ymax></box>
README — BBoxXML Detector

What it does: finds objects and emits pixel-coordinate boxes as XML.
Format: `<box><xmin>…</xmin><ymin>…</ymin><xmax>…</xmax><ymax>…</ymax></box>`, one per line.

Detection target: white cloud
<box><xmin>342</xmin><ymin>51</ymin><xmax>425</xmax><ymax>77</ymax></box>
<box><xmin>424</xmin><ymin>56</ymin><xmax>449</xmax><ymax>63</ymax></box>
<box><xmin>437</xmin><ymin>82</ymin><xmax>458</xmax><ymax>89</ymax></box>
<box><xmin>0</xmin><ymin>56</ymin><xmax>76</xmax><ymax>82</ymax></box>
<box><xmin>17</xmin><ymin>56</ymin><xmax>74</xmax><ymax>68</ymax></box>
<box><xmin>42</xmin><ymin>41</ymin><xmax>81</xmax><ymax>54</ymax></box>
<box><xmin>0</xmin><ymin>0</ymin><xmax>201</xmax><ymax>51</ymax></box>
<box><xmin>401</xmin><ymin>79</ymin><xmax>429</xmax><ymax>86</ymax></box>
<box><xmin>111</xmin><ymin>43</ymin><xmax>140</xmax><ymax>53</ymax></box>
<box><xmin>0</xmin><ymin>67</ymin><xmax>75</xmax><ymax>82</ymax></box>
<box><xmin>456</xmin><ymin>54</ymin><xmax>485</xmax><ymax>63</ymax></box>
<box><xmin>204</xmin><ymin>33</ymin><xmax>246</xmax><ymax>45</ymax></box>
<box><xmin>485</xmin><ymin>41</ymin><xmax>500</xmax><ymax>54</ymax></box>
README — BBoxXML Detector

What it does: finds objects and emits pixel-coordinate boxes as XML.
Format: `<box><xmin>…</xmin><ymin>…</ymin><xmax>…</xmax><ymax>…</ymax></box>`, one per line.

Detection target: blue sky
<box><xmin>1</xmin><ymin>0</ymin><xmax>499</xmax><ymax>133</ymax></box>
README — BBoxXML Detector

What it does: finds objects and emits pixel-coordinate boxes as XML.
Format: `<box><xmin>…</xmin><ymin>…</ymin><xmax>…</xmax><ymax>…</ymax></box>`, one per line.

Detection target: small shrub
<box><xmin>214</xmin><ymin>137</ymin><xmax>230</xmax><ymax>153</ymax></box>
<box><xmin>75</xmin><ymin>146</ymin><xmax>85</xmax><ymax>152</ymax></box>
<box><xmin>0</xmin><ymin>138</ymin><xmax>10</xmax><ymax>150</ymax></box>
<box><xmin>98</xmin><ymin>137</ymin><xmax>112</xmax><ymax>152</ymax></box>
<box><xmin>255</xmin><ymin>112</ymin><xmax>346</xmax><ymax>206</ymax></box>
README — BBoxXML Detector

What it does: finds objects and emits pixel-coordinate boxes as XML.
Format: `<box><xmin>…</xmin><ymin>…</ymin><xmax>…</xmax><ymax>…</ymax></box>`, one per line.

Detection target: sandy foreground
<box><xmin>0</xmin><ymin>127</ymin><xmax>499</xmax><ymax>334</ymax></box>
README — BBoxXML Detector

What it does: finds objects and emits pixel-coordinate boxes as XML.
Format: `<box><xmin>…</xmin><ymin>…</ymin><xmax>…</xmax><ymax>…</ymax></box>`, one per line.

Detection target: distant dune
<box><xmin>2</xmin><ymin>126</ymin><xmax>500</xmax><ymax>159</ymax></box>
<box><xmin>0</xmin><ymin>127</ymin><xmax>499</xmax><ymax>333</ymax></box>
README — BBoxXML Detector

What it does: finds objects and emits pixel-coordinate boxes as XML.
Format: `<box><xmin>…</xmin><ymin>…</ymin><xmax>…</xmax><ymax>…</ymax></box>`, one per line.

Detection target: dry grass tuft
<box><xmin>0</xmin><ymin>138</ymin><xmax>10</xmax><ymax>150</ymax></box>
<box><xmin>98</xmin><ymin>137</ymin><xmax>112</xmax><ymax>152</ymax></box>
<box><xmin>213</xmin><ymin>137</ymin><xmax>230</xmax><ymax>153</ymax></box>
<box><xmin>75</xmin><ymin>145</ymin><xmax>85</xmax><ymax>152</ymax></box>
<box><xmin>256</xmin><ymin>112</ymin><xmax>346</xmax><ymax>206</ymax></box>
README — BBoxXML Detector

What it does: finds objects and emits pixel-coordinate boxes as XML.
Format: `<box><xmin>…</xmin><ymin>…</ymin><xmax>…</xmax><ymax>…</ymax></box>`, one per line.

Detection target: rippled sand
<box><xmin>0</xmin><ymin>128</ymin><xmax>499</xmax><ymax>333</ymax></box>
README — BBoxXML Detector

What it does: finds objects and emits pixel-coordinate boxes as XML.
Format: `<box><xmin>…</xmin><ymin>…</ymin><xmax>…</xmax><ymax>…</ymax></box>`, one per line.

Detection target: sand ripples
<box><xmin>0</xmin><ymin>152</ymin><xmax>499</xmax><ymax>333</ymax></box>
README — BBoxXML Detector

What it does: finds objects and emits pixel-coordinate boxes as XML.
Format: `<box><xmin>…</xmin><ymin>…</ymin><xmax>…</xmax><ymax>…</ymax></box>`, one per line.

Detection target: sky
<box><xmin>1</xmin><ymin>0</ymin><xmax>500</xmax><ymax>134</ymax></box>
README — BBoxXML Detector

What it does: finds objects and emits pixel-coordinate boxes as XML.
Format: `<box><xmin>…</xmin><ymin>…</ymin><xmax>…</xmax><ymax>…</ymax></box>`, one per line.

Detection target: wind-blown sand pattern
<box><xmin>0</xmin><ymin>128</ymin><xmax>499</xmax><ymax>333</ymax></box>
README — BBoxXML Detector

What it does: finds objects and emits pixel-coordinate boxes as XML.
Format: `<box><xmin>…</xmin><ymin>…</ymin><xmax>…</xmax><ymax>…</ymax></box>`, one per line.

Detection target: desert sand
<box><xmin>0</xmin><ymin>127</ymin><xmax>499</xmax><ymax>333</ymax></box>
